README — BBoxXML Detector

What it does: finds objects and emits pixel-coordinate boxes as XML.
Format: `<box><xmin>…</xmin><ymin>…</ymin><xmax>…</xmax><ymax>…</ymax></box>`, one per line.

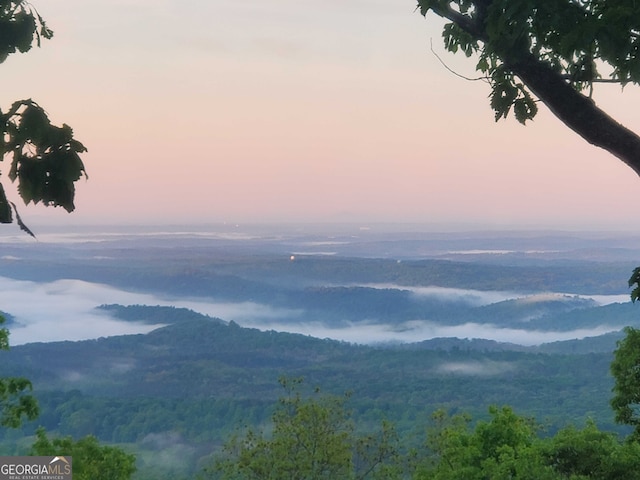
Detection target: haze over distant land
<box><xmin>1</xmin><ymin>1</ymin><xmax>639</xmax><ymax>230</ymax></box>
<box><xmin>0</xmin><ymin>225</ymin><xmax>639</xmax><ymax>346</ymax></box>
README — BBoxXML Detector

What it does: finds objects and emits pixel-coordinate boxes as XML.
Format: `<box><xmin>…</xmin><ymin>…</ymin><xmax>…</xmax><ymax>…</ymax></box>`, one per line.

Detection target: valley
<box><xmin>0</xmin><ymin>224</ymin><xmax>639</xmax><ymax>477</ymax></box>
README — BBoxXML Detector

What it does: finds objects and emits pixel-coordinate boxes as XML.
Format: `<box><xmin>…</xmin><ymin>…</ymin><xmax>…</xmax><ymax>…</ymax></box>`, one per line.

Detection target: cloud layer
<box><xmin>0</xmin><ymin>277</ymin><xmax>302</xmax><ymax>345</ymax></box>
<box><xmin>0</xmin><ymin>276</ymin><xmax>625</xmax><ymax>347</ymax></box>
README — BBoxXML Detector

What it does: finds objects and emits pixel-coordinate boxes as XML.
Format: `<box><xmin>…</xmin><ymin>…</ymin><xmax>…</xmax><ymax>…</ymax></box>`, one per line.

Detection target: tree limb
<box><xmin>430</xmin><ymin>39</ymin><xmax>488</xmax><ymax>82</ymax></box>
<box><xmin>419</xmin><ymin>1</ymin><xmax>640</xmax><ymax>176</ymax></box>
<box><xmin>506</xmin><ymin>52</ymin><xmax>640</xmax><ymax>177</ymax></box>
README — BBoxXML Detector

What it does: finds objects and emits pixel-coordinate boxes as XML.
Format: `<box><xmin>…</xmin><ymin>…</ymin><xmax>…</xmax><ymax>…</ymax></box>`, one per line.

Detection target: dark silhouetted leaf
<box><xmin>0</xmin><ymin>184</ymin><xmax>12</xmax><ymax>224</ymax></box>
<box><xmin>10</xmin><ymin>202</ymin><xmax>35</xmax><ymax>238</ymax></box>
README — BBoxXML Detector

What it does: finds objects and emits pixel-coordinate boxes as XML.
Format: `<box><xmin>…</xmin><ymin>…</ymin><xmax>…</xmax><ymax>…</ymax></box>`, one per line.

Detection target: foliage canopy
<box><xmin>611</xmin><ymin>326</ymin><xmax>640</xmax><ymax>437</ymax></box>
<box><xmin>416</xmin><ymin>406</ymin><xmax>640</xmax><ymax>479</ymax></box>
<box><xmin>30</xmin><ymin>427</ymin><xmax>136</xmax><ymax>480</ymax></box>
<box><xmin>0</xmin><ymin>314</ymin><xmax>37</xmax><ymax>428</ymax></box>
<box><xmin>417</xmin><ymin>0</ymin><xmax>640</xmax><ymax>174</ymax></box>
<box><xmin>210</xmin><ymin>377</ymin><xmax>403</xmax><ymax>480</ymax></box>
<box><xmin>0</xmin><ymin>1</ymin><xmax>86</xmax><ymax>234</ymax></box>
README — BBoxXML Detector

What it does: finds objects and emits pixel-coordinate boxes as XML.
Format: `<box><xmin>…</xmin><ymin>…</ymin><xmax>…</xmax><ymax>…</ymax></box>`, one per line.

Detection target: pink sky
<box><xmin>2</xmin><ymin>0</ymin><xmax>640</xmax><ymax>230</ymax></box>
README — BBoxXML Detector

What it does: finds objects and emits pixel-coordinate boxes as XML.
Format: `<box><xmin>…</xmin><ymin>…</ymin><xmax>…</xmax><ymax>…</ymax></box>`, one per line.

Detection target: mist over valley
<box><xmin>1</xmin><ymin>224</ymin><xmax>639</xmax><ymax>346</ymax></box>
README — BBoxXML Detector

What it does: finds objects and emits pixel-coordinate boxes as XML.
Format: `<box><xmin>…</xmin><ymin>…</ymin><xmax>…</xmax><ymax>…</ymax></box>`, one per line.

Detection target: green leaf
<box><xmin>10</xmin><ymin>202</ymin><xmax>36</xmax><ymax>238</ymax></box>
<box><xmin>629</xmin><ymin>267</ymin><xmax>640</xmax><ymax>302</ymax></box>
<box><xmin>416</xmin><ymin>0</ymin><xmax>434</xmax><ymax>17</ymax></box>
<box><xmin>3</xmin><ymin>100</ymin><xmax>87</xmax><ymax>213</ymax></box>
<box><xmin>0</xmin><ymin>184</ymin><xmax>12</xmax><ymax>224</ymax></box>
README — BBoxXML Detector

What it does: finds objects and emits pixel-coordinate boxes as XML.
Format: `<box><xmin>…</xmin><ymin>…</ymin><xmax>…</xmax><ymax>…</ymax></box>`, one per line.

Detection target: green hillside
<box><xmin>0</xmin><ymin>306</ymin><xmax>624</xmax><ymax>447</ymax></box>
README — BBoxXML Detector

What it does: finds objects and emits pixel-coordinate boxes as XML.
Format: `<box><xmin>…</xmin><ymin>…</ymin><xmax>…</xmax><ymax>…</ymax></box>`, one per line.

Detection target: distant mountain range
<box><xmin>0</xmin><ymin>228</ymin><xmax>639</xmax><ymax>477</ymax></box>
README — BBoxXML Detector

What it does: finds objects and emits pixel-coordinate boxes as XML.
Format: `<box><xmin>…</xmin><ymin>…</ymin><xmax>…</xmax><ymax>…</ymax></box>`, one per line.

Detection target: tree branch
<box><xmin>507</xmin><ymin>52</ymin><xmax>640</xmax><ymax>176</ymax></box>
<box><xmin>428</xmin><ymin>2</ymin><xmax>487</xmax><ymax>40</ymax></box>
<box><xmin>420</xmin><ymin>1</ymin><xmax>640</xmax><ymax>176</ymax></box>
<box><xmin>430</xmin><ymin>39</ymin><xmax>488</xmax><ymax>82</ymax></box>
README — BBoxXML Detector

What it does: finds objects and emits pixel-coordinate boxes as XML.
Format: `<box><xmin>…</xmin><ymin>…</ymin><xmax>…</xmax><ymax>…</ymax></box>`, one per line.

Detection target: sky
<box><xmin>2</xmin><ymin>1</ymin><xmax>640</xmax><ymax>230</ymax></box>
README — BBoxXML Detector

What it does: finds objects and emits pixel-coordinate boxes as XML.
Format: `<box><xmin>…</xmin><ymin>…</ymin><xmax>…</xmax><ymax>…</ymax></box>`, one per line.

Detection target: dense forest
<box><xmin>0</xmin><ymin>305</ymin><xmax>635</xmax><ymax>478</ymax></box>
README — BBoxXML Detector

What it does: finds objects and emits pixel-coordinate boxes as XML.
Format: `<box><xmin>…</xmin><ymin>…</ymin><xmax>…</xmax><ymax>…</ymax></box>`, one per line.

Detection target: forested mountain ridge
<box><xmin>0</xmin><ymin>305</ymin><xmax>625</xmax><ymax>447</ymax></box>
<box><xmin>1</xmin><ymin>230</ymin><xmax>639</xmax><ymax>478</ymax></box>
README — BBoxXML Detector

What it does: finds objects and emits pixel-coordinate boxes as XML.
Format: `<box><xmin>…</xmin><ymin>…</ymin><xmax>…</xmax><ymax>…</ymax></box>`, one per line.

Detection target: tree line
<box><xmin>207</xmin><ymin>340</ymin><xmax>640</xmax><ymax>480</ymax></box>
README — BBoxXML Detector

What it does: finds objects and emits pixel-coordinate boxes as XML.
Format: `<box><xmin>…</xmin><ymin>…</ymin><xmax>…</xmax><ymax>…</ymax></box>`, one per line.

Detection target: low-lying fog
<box><xmin>0</xmin><ymin>276</ymin><xmax>629</xmax><ymax>347</ymax></box>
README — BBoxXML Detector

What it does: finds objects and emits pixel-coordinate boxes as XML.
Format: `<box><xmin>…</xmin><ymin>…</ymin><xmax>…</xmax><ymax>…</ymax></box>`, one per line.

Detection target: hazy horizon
<box><xmin>5</xmin><ymin>219</ymin><xmax>640</xmax><ymax>240</ymax></box>
<box><xmin>1</xmin><ymin>226</ymin><xmax>637</xmax><ymax>346</ymax></box>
